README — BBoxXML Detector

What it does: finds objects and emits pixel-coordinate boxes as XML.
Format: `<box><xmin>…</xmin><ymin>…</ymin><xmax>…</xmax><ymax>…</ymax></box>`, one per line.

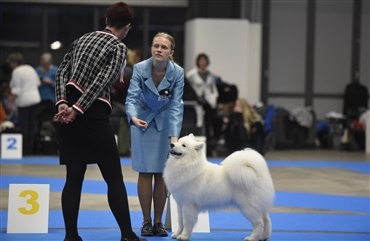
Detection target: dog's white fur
<box><xmin>163</xmin><ymin>134</ymin><xmax>275</xmax><ymax>241</ymax></box>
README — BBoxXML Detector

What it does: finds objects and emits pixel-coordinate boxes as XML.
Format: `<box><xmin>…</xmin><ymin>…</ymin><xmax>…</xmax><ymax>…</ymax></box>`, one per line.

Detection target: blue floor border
<box><xmin>1</xmin><ymin>156</ymin><xmax>369</xmax><ymax>174</ymax></box>
<box><xmin>1</xmin><ymin>210</ymin><xmax>369</xmax><ymax>232</ymax></box>
<box><xmin>1</xmin><ymin>210</ymin><xmax>369</xmax><ymax>240</ymax></box>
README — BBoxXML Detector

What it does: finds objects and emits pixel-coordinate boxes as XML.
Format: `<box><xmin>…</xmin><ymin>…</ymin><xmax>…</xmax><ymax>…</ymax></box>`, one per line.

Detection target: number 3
<box><xmin>18</xmin><ymin>190</ymin><xmax>40</xmax><ymax>215</ymax></box>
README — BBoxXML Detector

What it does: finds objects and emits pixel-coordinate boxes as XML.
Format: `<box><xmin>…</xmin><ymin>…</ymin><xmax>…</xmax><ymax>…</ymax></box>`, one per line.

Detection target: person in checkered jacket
<box><xmin>54</xmin><ymin>2</ymin><xmax>146</xmax><ymax>241</ymax></box>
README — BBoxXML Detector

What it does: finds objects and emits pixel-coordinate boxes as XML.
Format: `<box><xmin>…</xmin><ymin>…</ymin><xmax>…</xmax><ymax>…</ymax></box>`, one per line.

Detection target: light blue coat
<box><xmin>125</xmin><ymin>57</ymin><xmax>184</xmax><ymax>172</ymax></box>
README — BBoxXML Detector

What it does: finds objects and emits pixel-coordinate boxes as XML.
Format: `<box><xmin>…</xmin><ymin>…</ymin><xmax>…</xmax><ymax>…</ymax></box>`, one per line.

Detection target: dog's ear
<box><xmin>195</xmin><ymin>142</ymin><xmax>204</xmax><ymax>151</ymax></box>
<box><xmin>189</xmin><ymin>133</ymin><xmax>195</xmax><ymax>139</ymax></box>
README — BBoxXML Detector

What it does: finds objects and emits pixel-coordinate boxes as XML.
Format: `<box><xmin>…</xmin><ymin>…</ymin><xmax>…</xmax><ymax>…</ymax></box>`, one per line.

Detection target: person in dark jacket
<box><xmin>343</xmin><ymin>80</ymin><xmax>369</xmax><ymax>120</ymax></box>
<box><xmin>54</xmin><ymin>2</ymin><xmax>146</xmax><ymax>241</ymax></box>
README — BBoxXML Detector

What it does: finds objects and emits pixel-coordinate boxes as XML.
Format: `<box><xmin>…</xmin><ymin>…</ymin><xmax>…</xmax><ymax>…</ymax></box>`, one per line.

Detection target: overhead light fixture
<box><xmin>50</xmin><ymin>41</ymin><xmax>62</xmax><ymax>50</ymax></box>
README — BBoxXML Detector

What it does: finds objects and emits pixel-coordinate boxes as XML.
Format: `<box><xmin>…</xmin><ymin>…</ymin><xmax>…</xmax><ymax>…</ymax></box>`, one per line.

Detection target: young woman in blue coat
<box><xmin>125</xmin><ymin>32</ymin><xmax>184</xmax><ymax>237</ymax></box>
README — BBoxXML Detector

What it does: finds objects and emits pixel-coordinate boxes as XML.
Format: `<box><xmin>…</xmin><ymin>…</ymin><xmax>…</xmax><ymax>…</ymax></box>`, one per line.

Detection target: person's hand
<box><xmin>54</xmin><ymin>104</ymin><xmax>78</xmax><ymax>124</ymax></box>
<box><xmin>42</xmin><ymin>77</ymin><xmax>53</xmax><ymax>85</ymax></box>
<box><xmin>132</xmin><ymin>116</ymin><xmax>147</xmax><ymax>128</ymax></box>
<box><xmin>55</xmin><ymin>103</ymin><xmax>68</xmax><ymax>121</ymax></box>
<box><xmin>170</xmin><ymin>136</ymin><xmax>178</xmax><ymax>143</ymax></box>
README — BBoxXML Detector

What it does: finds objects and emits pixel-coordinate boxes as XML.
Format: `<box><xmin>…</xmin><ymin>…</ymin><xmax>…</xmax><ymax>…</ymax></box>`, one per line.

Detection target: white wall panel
<box><xmin>314</xmin><ymin>0</ymin><xmax>353</xmax><ymax>94</ymax></box>
<box><xmin>268</xmin><ymin>98</ymin><xmax>305</xmax><ymax>112</ymax></box>
<box><xmin>360</xmin><ymin>0</ymin><xmax>369</xmax><ymax>90</ymax></box>
<box><xmin>313</xmin><ymin>98</ymin><xmax>344</xmax><ymax>121</ymax></box>
<box><xmin>248</xmin><ymin>24</ymin><xmax>262</xmax><ymax>104</ymax></box>
<box><xmin>269</xmin><ymin>1</ymin><xmax>307</xmax><ymax>93</ymax></box>
<box><xmin>184</xmin><ymin>18</ymin><xmax>262</xmax><ymax>104</ymax></box>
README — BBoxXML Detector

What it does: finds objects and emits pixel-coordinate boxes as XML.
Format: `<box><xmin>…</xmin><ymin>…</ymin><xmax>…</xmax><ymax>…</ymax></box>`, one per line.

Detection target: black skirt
<box><xmin>58</xmin><ymin>87</ymin><xmax>120</xmax><ymax>165</ymax></box>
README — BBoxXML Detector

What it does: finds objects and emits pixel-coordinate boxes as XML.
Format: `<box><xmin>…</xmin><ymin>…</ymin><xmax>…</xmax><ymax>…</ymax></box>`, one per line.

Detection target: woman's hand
<box><xmin>54</xmin><ymin>104</ymin><xmax>78</xmax><ymax>124</ymax></box>
<box><xmin>42</xmin><ymin>77</ymin><xmax>53</xmax><ymax>85</ymax></box>
<box><xmin>132</xmin><ymin>116</ymin><xmax>148</xmax><ymax>128</ymax></box>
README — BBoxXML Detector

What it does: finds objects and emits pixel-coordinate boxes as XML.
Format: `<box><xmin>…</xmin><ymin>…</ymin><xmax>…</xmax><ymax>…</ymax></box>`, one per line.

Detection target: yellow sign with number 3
<box><xmin>18</xmin><ymin>190</ymin><xmax>40</xmax><ymax>215</ymax></box>
<box><xmin>7</xmin><ymin>184</ymin><xmax>49</xmax><ymax>233</ymax></box>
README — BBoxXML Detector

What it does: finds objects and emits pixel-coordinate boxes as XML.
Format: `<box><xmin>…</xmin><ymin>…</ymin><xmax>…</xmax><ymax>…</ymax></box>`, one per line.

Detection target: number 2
<box><xmin>6</xmin><ymin>137</ymin><xmax>17</xmax><ymax>150</ymax></box>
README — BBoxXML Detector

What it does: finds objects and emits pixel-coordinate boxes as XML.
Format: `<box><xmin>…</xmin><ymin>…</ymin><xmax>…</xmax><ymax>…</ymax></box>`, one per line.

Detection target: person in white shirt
<box><xmin>186</xmin><ymin>53</ymin><xmax>219</xmax><ymax>156</ymax></box>
<box><xmin>7</xmin><ymin>52</ymin><xmax>41</xmax><ymax>155</ymax></box>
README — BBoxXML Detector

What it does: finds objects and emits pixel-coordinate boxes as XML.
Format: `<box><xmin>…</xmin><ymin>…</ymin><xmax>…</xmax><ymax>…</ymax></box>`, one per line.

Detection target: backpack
<box><xmin>224</xmin><ymin>112</ymin><xmax>249</xmax><ymax>154</ymax></box>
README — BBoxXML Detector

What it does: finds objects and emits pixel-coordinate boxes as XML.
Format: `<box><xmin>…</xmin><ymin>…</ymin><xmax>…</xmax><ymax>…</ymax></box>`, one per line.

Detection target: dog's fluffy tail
<box><xmin>221</xmin><ymin>148</ymin><xmax>274</xmax><ymax>191</ymax></box>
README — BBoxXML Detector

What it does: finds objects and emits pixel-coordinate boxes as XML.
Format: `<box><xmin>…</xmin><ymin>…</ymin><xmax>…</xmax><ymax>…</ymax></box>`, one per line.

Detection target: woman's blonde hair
<box><xmin>236</xmin><ymin>98</ymin><xmax>263</xmax><ymax>130</ymax></box>
<box><xmin>153</xmin><ymin>32</ymin><xmax>175</xmax><ymax>62</ymax></box>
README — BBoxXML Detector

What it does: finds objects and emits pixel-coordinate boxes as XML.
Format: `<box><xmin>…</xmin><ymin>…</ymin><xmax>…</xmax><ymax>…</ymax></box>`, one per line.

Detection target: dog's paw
<box><xmin>177</xmin><ymin>234</ymin><xmax>190</xmax><ymax>240</ymax></box>
<box><xmin>171</xmin><ymin>232</ymin><xmax>180</xmax><ymax>239</ymax></box>
<box><xmin>244</xmin><ymin>236</ymin><xmax>258</xmax><ymax>241</ymax></box>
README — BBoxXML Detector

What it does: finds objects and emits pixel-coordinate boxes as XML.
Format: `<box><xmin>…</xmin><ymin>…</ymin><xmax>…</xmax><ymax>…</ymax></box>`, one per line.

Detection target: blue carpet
<box><xmin>1</xmin><ymin>210</ymin><xmax>369</xmax><ymax>232</ymax></box>
<box><xmin>0</xmin><ymin>175</ymin><xmax>138</xmax><ymax>196</ymax></box>
<box><xmin>1</xmin><ymin>175</ymin><xmax>369</xmax><ymax>213</ymax></box>
<box><xmin>1</xmin><ymin>210</ymin><xmax>370</xmax><ymax>240</ymax></box>
<box><xmin>210</xmin><ymin>212</ymin><xmax>370</xmax><ymax>233</ymax></box>
<box><xmin>1</xmin><ymin>157</ymin><xmax>369</xmax><ymax>174</ymax></box>
<box><xmin>266</xmin><ymin>160</ymin><xmax>370</xmax><ymax>174</ymax></box>
<box><xmin>273</xmin><ymin>191</ymin><xmax>370</xmax><ymax>213</ymax></box>
<box><xmin>1</xmin><ymin>230</ymin><xmax>369</xmax><ymax>241</ymax></box>
<box><xmin>1</xmin><ymin>156</ymin><xmax>369</xmax><ymax>241</ymax></box>
<box><xmin>0</xmin><ymin>157</ymin><xmax>133</xmax><ymax>166</ymax></box>
<box><xmin>0</xmin><ymin>156</ymin><xmax>60</xmax><ymax>165</ymax></box>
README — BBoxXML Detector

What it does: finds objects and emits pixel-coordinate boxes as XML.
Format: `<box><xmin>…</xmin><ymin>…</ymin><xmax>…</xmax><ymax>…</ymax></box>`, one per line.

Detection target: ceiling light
<box><xmin>50</xmin><ymin>41</ymin><xmax>62</xmax><ymax>50</ymax></box>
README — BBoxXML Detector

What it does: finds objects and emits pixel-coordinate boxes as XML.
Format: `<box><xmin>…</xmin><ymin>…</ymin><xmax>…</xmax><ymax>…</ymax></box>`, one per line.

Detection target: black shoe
<box><xmin>152</xmin><ymin>222</ymin><xmax>168</xmax><ymax>237</ymax></box>
<box><xmin>121</xmin><ymin>234</ymin><xmax>147</xmax><ymax>241</ymax></box>
<box><xmin>64</xmin><ymin>236</ymin><xmax>82</xmax><ymax>241</ymax></box>
<box><xmin>140</xmin><ymin>220</ymin><xmax>153</xmax><ymax>237</ymax></box>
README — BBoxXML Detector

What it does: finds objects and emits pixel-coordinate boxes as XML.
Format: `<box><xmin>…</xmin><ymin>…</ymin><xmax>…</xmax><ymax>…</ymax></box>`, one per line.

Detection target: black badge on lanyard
<box><xmin>158</xmin><ymin>88</ymin><xmax>171</xmax><ymax>101</ymax></box>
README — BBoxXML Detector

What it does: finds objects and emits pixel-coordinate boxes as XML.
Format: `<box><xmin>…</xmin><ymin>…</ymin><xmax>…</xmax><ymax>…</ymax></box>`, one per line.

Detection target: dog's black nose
<box><xmin>170</xmin><ymin>143</ymin><xmax>175</xmax><ymax>148</ymax></box>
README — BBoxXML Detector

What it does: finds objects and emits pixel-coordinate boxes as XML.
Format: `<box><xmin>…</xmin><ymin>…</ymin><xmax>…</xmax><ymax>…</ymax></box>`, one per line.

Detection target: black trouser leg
<box><xmin>98</xmin><ymin>159</ymin><xmax>136</xmax><ymax>239</ymax></box>
<box><xmin>62</xmin><ymin>163</ymin><xmax>86</xmax><ymax>239</ymax></box>
<box><xmin>18</xmin><ymin>104</ymin><xmax>39</xmax><ymax>155</ymax></box>
<box><xmin>203</xmin><ymin>103</ymin><xmax>217</xmax><ymax>156</ymax></box>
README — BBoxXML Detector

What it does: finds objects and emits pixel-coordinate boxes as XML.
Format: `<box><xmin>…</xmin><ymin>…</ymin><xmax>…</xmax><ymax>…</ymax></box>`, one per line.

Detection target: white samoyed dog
<box><xmin>163</xmin><ymin>134</ymin><xmax>275</xmax><ymax>241</ymax></box>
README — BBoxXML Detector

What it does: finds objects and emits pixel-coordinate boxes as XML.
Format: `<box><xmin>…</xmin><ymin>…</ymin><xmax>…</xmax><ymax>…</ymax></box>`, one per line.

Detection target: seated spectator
<box><xmin>186</xmin><ymin>53</ymin><xmax>219</xmax><ymax>156</ymax></box>
<box><xmin>0</xmin><ymin>102</ymin><xmax>6</xmax><ymax>124</ymax></box>
<box><xmin>224</xmin><ymin>98</ymin><xmax>265</xmax><ymax>155</ymax></box>
<box><xmin>1</xmin><ymin>83</ymin><xmax>18</xmax><ymax>125</ymax></box>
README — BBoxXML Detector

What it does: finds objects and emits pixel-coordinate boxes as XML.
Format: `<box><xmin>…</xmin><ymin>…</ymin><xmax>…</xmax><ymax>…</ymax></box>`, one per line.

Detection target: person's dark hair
<box><xmin>196</xmin><ymin>53</ymin><xmax>209</xmax><ymax>67</ymax></box>
<box><xmin>6</xmin><ymin>52</ymin><xmax>23</xmax><ymax>65</ymax></box>
<box><xmin>106</xmin><ymin>2</ymin><xmax>134</xmax><ymax>29</ymax></box>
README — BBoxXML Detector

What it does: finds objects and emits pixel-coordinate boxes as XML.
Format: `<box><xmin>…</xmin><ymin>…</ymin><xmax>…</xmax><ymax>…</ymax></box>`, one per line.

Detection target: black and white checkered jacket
<box><xmin>55</xmin><ymin>30</ymin><xmax>127</xmax><ymax>114</ymax></box>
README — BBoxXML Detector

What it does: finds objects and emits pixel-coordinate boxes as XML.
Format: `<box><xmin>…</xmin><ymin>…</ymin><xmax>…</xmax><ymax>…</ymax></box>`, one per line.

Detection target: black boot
<box><xmin>63</xmin><ymin>236</ymin><xmax>82</xmax><ymax>241</ymax></box>
<box><xmin>121</xmin><ymin>234</ymin><xmax>147</xmax><ymax>241</ymax></box>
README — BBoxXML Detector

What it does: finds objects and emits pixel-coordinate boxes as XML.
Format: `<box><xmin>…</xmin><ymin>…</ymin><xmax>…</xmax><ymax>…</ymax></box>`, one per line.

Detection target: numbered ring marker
<box><xmin>1</xmin><ymin>134</ymin><xmax>23</xmax><ymax>159</ymax></box>
<box><xmin>18</xmin><ymin>190</ymin><xmax>40</xmax><ymax>215</ymax></box>
<box><xmin>7</xmin><ymin>184</ymin><xmax>50</xmax><ymax>233</ymax></box>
